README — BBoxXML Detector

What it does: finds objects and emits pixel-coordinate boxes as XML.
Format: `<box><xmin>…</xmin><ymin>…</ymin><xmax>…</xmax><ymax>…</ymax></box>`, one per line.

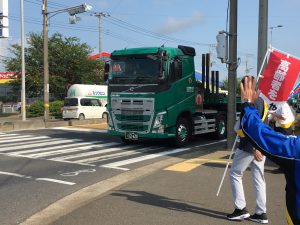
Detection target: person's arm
<box><xmin>240</xmin><ymin>77</ymin><xmax>300</xmax><ymax>159</ymax></box>
<box><xmin>271</xmin><ymin>112</ymin><xmax>285</xmax><ymax>120</ymax></box>
<box><xmin>241</xmin><ymin>105</ymin><xmax>299</xmax><ymax>159</ymax></box>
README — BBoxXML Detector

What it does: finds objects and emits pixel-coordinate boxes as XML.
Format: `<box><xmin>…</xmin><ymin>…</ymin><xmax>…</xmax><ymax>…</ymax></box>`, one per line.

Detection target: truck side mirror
<box><xmin>104</xmin><ymin>61</ymin><xmax>110</xmax><ymax>82</ymax></box>
<box><xmin>159</xmin><ymin>61</ymin><xmax>166</xmax><ymax>80</ymax></box>
<box><xmin>158</xmin><ymin>51</ymin><xmax>168</xmax><ymax>80</ymax></box>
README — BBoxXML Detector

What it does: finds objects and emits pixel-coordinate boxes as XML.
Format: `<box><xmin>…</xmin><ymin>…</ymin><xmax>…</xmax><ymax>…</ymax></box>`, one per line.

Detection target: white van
<box><xmin>62</xmin><ymin>84</ymin><xmax>108</xmax><ymax>120</ymax></box>
<box><xmin>63</xmin><ymin>97</ymin><xmax>107</xmax><ymax>120</ymax></box>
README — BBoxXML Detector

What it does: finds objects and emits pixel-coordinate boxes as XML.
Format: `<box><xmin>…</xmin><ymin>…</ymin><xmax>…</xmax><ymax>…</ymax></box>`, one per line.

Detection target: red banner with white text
<box><xmin>258</xmin><ymin>50</ymin><xmax>300</xmax><ymax>111</ymax></box>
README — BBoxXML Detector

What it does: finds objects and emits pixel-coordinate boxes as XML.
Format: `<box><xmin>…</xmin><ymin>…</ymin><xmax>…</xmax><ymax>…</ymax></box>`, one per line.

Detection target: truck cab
<box><xmin>105</xmin><ymin>46</ymin><xmax>226</xmax><ymax>146</ymax></box>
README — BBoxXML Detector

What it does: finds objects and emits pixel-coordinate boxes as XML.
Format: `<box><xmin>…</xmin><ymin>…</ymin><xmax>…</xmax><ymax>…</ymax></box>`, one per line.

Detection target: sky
<box><xmin>1</xmin><ymin>0</ymin><xmax>300</xmax><ymax>82</ymax></box>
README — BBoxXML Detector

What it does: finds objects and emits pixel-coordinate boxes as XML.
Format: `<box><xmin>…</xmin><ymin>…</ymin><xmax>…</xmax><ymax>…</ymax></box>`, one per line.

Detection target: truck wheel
<box><xmin>174</xmin><ymin>117</ymin><xmax>191</xmax><ymax>147</ymax></box>
<box><xmin>214</xmin><ymin>114</ymin><xmax>226</xmax><ymax>139</ymax></box>
<box><xmin>78</xmin><ymin>113</ymin><xmax>85</xmax><ymax>120</ymax></box>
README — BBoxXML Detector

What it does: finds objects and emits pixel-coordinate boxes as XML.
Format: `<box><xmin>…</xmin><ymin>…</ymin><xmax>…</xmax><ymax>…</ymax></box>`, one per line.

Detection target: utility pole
<box><xmin>42</xmin><ymin>3</ymin><xmax>92</xmax><ymax>121</ymax></box>
<box><xmin>20</xmin><ymin>0</ymin><xmax>26</xmax><ymax>120</ymax></box>
<box><xmin>257</xmin><ymin>0</ymin><xmax>268</xmax><ymax>75</ymax></box>
<box><xmin>245</xmin><ymin>54</ymin><xmax>253</xmax><ymax>74</ymax></box>
<box><xmin>94</xmin><ymin>12</ymin><xmax>110</xmax><ymax>54</ymax></box>
<box><xmin>227</xmin><ymin>0</ymin><xmax>238</xmax><ymax>149</ymax></box>
<box><xmin>42</xmin><ymin>0</ymin><xmax>49</xmax><ymax>121</ymax></box>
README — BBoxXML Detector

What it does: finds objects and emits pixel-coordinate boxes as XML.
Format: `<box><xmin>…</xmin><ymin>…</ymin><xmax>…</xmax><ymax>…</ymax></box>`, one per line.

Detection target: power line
<box><xmin>106</xmin><ymin>16</ymin><xmax>211</xmax><ymax>46</ymax></box>
<box><xmin>24</xmin><ymin>0</ymin><xmax>68</xmax><ymax>9</ymax></box>
<box><xmin>8</xmin><ymin>16</ymin><xmax>145</xmax><ymax>46</ymax></box>
<box><xmin>10</xmin><ymin>8</ymin><xmax>213</xmax><ymax>47</ymax></box>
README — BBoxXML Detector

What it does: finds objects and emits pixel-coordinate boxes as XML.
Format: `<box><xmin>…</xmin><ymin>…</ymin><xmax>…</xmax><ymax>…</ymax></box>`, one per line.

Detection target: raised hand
<box><xmin>240</xmin><ymin>76</ymin><xmax>260</xmax><ymax>104</ymax></box>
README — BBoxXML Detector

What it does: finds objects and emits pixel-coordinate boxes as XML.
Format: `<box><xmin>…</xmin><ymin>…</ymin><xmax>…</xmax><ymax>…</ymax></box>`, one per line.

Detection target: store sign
<box><xmin>0</xmin><ymin>72</ymin><xmax>16</xmax><ymax>83</ymax></box>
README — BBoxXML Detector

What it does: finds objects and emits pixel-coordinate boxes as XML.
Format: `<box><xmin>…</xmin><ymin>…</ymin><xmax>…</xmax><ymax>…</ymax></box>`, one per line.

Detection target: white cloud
<box><xmin>157</xmin><ymin>11</ymin><xmax>203</xmax><ymax>34</ymax></box>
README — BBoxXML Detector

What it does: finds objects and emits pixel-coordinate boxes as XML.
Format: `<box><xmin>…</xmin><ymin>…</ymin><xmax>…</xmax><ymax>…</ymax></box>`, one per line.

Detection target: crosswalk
<box><xmin>0</xmin><ymin>131</ymin><xmax>226</xmax><ymax>170</ymax></box>
<box><xmin>0</xmin><ymin>131</ymin><xmax>190</xmax><ymax>170</ymax></box>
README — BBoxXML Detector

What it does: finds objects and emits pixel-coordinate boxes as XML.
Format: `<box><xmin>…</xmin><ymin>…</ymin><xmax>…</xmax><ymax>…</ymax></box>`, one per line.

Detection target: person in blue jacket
<box><xmin>240</xmin><ymin>76</ymin><xmax>300</xmax><ymax>225</ymax></box>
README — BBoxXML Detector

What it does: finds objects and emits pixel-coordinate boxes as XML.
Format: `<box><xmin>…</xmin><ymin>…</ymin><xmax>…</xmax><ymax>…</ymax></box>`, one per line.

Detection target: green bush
<box><xmin>50</xmin><ymin>100</ymin><xmax>63</xmax><ymax>118</ymax></box>
<box><xmin>27</xmin><ymin>101</ymin><xmax>44</xmax><ymax>117</ymax></box>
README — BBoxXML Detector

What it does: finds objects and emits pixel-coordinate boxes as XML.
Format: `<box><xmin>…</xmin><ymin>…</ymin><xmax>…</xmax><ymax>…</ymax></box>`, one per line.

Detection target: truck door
<box><xmin>169</xmin><ymin>57</ymin><xmax>185</xmax><ymax>102</ymax></box>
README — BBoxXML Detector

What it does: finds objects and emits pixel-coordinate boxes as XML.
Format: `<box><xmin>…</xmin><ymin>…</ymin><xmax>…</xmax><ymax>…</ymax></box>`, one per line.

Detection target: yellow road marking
<box><xmin>164</xmin><ymin>150</ymin><xmax>231</xmax><ymax>172</ymax></box>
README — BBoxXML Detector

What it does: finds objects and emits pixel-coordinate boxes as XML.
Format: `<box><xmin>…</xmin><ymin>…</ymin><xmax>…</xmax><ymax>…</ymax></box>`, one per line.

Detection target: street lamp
<box><xmin>42</xmin><ymin>1</ymin><xmax>92</xmax><ymax>121</ymax></box>
<box><xmin>269</xmin><ymin>25</ymin><xmax>283</xmax><ymax>47</ymax></box>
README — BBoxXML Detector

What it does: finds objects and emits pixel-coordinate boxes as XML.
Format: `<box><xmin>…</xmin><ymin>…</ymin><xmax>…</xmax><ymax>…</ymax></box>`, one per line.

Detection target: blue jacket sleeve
<box><xmin>241</xmin><ymin>105</ymin><xmax>300</xmax><ymax>159</ymax></box>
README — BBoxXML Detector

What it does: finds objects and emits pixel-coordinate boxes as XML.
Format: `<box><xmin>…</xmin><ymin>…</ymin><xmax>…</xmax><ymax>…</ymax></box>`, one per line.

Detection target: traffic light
<box><xmin>216</xmin><ymin>31</ymin><xmax>228</xmax><ymax>63</ymax></box>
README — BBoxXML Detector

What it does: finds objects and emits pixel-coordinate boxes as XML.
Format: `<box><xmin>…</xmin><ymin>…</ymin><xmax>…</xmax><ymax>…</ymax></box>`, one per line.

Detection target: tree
<box><xmin>4</xmin><ymin>32</ymin><xmax>105</xmax><ymax>100</ymax></box>
<box><xmin>221</xmin><ymin>76</ymin><xmax>242</xmax><ymax>95</ymax></box>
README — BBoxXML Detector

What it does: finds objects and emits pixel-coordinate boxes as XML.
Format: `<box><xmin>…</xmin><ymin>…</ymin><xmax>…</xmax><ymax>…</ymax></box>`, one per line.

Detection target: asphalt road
<box><xmin>0</xmin><ymin>127</ymin><xmax>227</xmax><ymax>225</ymax></box>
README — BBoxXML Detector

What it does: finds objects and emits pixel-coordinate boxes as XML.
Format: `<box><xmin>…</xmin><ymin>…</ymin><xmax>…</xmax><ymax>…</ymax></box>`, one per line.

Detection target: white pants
<box><xmin>229</xmin><ymin>148</ymin><xmax>267</xmax><ymax>214</ymax></box>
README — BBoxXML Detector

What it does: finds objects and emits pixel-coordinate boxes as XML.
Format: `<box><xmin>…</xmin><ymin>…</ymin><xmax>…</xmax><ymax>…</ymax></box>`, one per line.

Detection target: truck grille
<box><xmin>117</xmin><ymin>124</ymin><xmax>148</xmax><ymax>131</ymax></box>
<box><xmin>111</xmin><ymin>96</ymin><xmax>154</xmax><ymax>134</ymax></box>
<box><xmin>115</xmin><ymin>114</ymin><xmax>151</xmax><ymax>122</ymax></box>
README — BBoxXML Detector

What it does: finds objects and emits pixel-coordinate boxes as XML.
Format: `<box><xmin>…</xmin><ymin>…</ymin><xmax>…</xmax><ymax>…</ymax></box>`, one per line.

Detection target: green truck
<box><xmin>104</xmin><ymin>45</ymin><xmax>233</xmax><ymax>147</ymax></box>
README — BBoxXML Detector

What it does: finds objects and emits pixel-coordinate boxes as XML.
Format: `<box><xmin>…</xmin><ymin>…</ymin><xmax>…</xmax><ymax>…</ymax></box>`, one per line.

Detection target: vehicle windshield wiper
<box><xmin>122</xmin><ymin>83</ymin><xmax>157</xmax><ymax>92</ymax></box>
<box><xmin>113</xmin><ymin>76</ymin><xmax>130</xmax><ymax>79</ymax></box>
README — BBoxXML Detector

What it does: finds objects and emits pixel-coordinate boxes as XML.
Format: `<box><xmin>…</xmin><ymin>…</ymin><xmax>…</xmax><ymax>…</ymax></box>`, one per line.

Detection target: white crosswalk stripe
<box><xmin>0</xmin><ymin>138</ymin><xmax>83</xmax><ymax>152</ymax></box>
<box><xmin>0</xmin><ymin>134</ymin><xmax>34</xmax><ymax>141</ymax></box>
<box><xmin>74</xmin><ymin>146</ymin><xmax>164</xmax><ymax>164</ymax></box>
<box><xmin>0</xmin><ymin>136</ymin><xmax>49</xmax><ymax>144</ymax></box>
<box><xmin>50</xmin><ymin>144</ymin><xmax>134</xmax><ymax>161</ymax></box>
<box><xmin>0</xmin><ymin>133</ymin><xmax>19</xmax><ymax>138</ymax></box>
<box><xmin>11</xmin><ymin>141</ymin><xmax>97</xmax><ymax>156</ymax></box>
<box><xmin>13</xmin><ymin>141</ymin><xmax>111</xmax><ymax>157</ymax></box>
<box><xmin>0</xmin><ymin>132</ymin><xmax>199</xmax><ymax>169</ymax></box>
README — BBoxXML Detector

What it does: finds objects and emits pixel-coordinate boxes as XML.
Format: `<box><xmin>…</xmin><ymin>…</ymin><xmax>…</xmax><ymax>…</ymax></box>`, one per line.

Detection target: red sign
<box><xmin>0</xmin><ymin>72</ymin><xmax>15</xmax><ymax>79</ymax></box>
<box><xmin>0</xmin><ymin>72</ymin><xmax>16</xmax><ymax>83</ymax></box>
<box><xmin>258</xmin><ymin>50</ymin><xmax>300</xmax><ymax>111</ymax></box>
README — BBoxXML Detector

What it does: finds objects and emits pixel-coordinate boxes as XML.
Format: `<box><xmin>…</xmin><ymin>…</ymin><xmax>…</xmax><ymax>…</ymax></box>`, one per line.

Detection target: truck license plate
<box><xmin>125</xmin><ymin>132</ymin><xmax>138</xmax><ymax>140</ymax></box>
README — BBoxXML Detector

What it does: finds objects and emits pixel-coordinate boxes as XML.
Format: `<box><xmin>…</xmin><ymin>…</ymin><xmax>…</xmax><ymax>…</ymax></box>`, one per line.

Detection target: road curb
<box><xmin>0</xmin><ymin>118</ymin><xmax>107</xmax><ymax>132</ymax></box>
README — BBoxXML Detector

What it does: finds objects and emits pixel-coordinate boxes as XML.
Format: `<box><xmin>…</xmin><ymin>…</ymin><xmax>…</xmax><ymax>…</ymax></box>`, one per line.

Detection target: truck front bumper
<box><xmin>108</xmin><ymin>130</ymin><xmax>175</xmax><ymax>139</ymax></box>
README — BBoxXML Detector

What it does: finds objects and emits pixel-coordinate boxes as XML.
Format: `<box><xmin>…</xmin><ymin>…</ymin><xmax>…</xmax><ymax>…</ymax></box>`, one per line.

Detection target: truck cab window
<box><xmin>169</xmin><ymin>57</ymin><xmax>182</xmax><ymax>82</ymax></box>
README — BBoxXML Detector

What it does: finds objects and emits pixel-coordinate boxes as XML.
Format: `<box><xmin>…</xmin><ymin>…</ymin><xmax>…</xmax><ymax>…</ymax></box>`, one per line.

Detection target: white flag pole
<box><xmin>257</xmin><ymin>46</ymin><xmax>272</xmax><ymax>82</ymax></box>
<box><xmin>216</xmin><ymin>135</ymin><xmax>238</xmax><ymax>196</ymax></box>
<box><xmin>216</xmin><ymin>47</ymin><xmax>271</xmax><ymax>197</ymax></box>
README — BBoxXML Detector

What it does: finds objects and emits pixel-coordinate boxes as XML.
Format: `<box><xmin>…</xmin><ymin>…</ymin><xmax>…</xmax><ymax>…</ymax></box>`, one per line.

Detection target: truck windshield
<box><xmin>109</xmin><ymin>55</ymin><xmax>161</xmax><ymax>84</ymax></box>
<box><xmin>64</xmin><ymin>98</ymin><xmax>78</xmax><ymax>106</ymax></box>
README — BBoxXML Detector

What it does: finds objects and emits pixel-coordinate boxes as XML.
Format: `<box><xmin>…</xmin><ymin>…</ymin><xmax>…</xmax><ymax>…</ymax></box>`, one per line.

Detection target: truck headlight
<box><xmin>153</xmin><ymin>111</ymin><xmax>166</xmax><ymax>129</ymax></box>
